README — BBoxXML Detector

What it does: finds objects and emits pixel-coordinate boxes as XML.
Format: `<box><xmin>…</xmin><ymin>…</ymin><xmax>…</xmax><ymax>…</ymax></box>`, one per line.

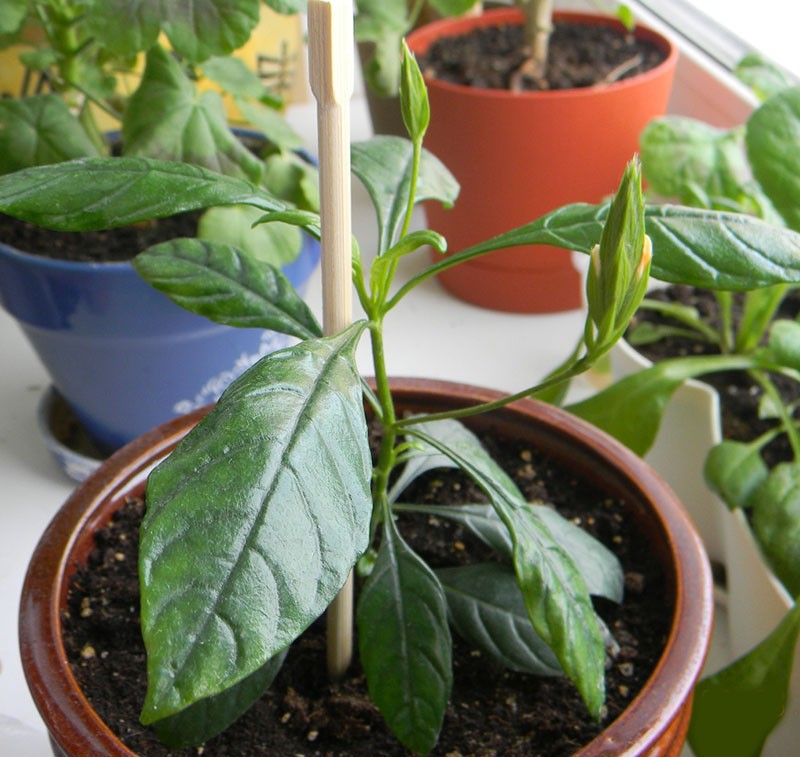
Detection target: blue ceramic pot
<box><xmin>0</xmin><ymin>231</ymin><xmax>320</xmax><ymax>453</ymax></box>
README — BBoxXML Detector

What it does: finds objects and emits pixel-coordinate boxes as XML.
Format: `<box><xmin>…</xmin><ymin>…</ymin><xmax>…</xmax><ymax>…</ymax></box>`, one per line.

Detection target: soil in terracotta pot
<box><xmin>417</xmin><ymin>20</ymin><xmax>668</xmax><ymax>92</ymax></box>
<box><xmin>629</xmin><ymin>284</ymin><xmax>800</xmax><ymax>467</ymax></box>
<box><xmin>0</xmin><ymin>211</ymin><xmax>200</xmax><ymax>263</ymax></box>
<box><xmin>62</xmin><ymin>430</ymin><xmax>672</xmax><ymax>756</ymax></box>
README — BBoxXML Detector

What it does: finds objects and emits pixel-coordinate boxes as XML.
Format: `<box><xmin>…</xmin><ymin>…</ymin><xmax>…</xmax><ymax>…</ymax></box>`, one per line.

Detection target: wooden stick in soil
<box><xmin>308</xmin><ymin>0</ymin><xmax>355</xmax><ymax>681</ymax></box>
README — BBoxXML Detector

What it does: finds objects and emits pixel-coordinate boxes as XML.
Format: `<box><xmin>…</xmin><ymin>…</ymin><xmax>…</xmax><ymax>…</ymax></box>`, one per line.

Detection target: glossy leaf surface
<box><xmin>139</xmin><ymin>325</ymin><xmax>372</xmax><ymax>725</ymax></box>
<box><xmin>704</xmin><ymin>441</ymin><xmax>769</xmax><ymax>512</ymax></box>
<box><xmin>132</xmin><ymin>238</ymin><xmax>321</xmax><ymax>339</ymax></box>
<box><xmin>0</xmin><ymin>157</ymin><xmax>292</xmax><ymax>230</ymax></box>
<box><xmin>357</xmin><ymin>519</ymin><xmax>452</xmax><ymax>754</ymax></box>
<box><xmin>446</xmin><ymin>204</ymin><xmax>800</xmax><ymax>291</ymax></box>
<box><xmin>437</xmin><ymin>562</ymin><xmax>562</xmax><ymax>675</ymax></box>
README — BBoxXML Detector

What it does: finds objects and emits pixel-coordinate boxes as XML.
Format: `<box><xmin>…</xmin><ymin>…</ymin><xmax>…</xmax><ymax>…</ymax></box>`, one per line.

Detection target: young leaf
<box><xmin>153</xmin><ymin>650</ymin><xmax>287</xmax><ymax>747</ymax></box>
<box><xmin>689</xmin><ymin>601</ymin><xmax>800</xmax><ymax>757</ymax></box>
<box><xmin>357</xmin><ymin>518</ymin><xmax>452</xmax><ymax>754</ymax></box>
<box><xmin>767</xmin><ymin>318</ymin><xmax>800</xmax><ymax>370</ymax></box>
<box><xmin>747</xmin><ymin>86</ymin><xmax>800</xmax><ymax>231</ymax></box>
<box><xmin>139</xmin><ymin>324</ymin><xmax>372</xmax><ymax>725</ymax></box>
<box><xmin>351</xmin><ymin>136</ymin><xmax>459</xmax><ymax>254</ymax></box>
<box><xmin>123</xmin><ymin>45</ymin><xmax>264</xmax><ymax>184</ymax></box>
<box><xmin>0</xmin><ymin>157</ymin><xmax>291</xmax><ymax>230</ymax></box>
<box><xmin>408</xmin><ymin>426</ymin><xmax>607</xmax><ymax>719</ymax></box>
<box><xmin>568</xmin><ymin>354</ymin><xmax>757</xmax><ymax>456</ymax></box>
<box><xmin>436</xmin><ymin>562</ymin><xmax>563</xmax><ymax>676</ymax></box>
<box><xmin>751</xmin><ymin>462</ymin><xmax>800</xmax><ymax>595</ymax></box>
<box><xmin>704</xmin><ymin>441</ymin><xmax>769</xmax><ymax>511</ymax></box>
<box><xmin>132</xmin><ymin>238</ymin><xmax>321</xmax><ymax>340</ymax></box>
<box><xmin>0</xmin><ymin>96</ymin><xmax>101</xmax><ymax>175</ymax></box>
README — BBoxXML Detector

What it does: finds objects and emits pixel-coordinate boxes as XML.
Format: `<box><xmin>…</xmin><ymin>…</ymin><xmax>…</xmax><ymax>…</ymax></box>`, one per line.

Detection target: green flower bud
<box><xmin>399</xmin><ymin>40</ymin><xmax>430</xmax><ymax>142</ymax></box>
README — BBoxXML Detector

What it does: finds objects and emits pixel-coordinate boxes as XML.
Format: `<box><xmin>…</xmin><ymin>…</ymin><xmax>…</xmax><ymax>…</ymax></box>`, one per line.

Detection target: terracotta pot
<box><xmin>406</xmin><ymin>10</ymin><xmax>678</xmax><ymax>313</ymax></box>
<box><xmin>20</xmin><ymin>378</ymin><xmax>712</xmax><ymax>755</ymax></box>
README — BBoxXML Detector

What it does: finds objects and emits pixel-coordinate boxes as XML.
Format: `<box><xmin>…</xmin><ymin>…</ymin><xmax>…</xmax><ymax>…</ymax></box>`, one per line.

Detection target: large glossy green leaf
<box><xmin>139</xmin><ymin>324</ymin><xmax>372</xmax><ymax>725</ymax></box>
<box><xmin>752</xmin><ymin>463</ymin><xmax>800</xmax><ymax>595</ymax></box>
<box><xmin>437</xmin><ymin>562</ymin><xmax>562</xmax><ymax>676</ymax></box>
<box><xmin>351</xmin><ymin>136</ymin><xmax>459</xmax><ymax>254</ymax></box>
<box><xmin>568</xmin><ymin>354</ymin><xmax>758</xmax><ymax>456</ymax></box>
<box><xmin>689</xmin><ymin>601</ymin><xmax>800</xmax><ymax>757</ymax></box>
<box><xmin>747</xmin><ymin>86</ymin><xmax>800</xmax><ymax>231</ymax></box>
<box><xmin>86</xmin><ymin>0</ymin><xmax>260</xmax><ymax>62</ymax></box>
<box><xmin>153</xmin><ymin>650</ymin><xmax>287</xmax><ymax>747</ymax></box>
<box><xmin>132</xmin><ymin>238</ymin><xmax>321</xmax><ymax>339</ymax></box>
<box><xmin>437</xmin><ymin>203</ymin><xmax>800</xmax><ymax>292</ymax></box>
<box><xmin>123</xmin><ymin>45</ymin><xmax>263</xmax><ymax>184</ymax></box>
<box><xmin>0</xmin><ymin>95</ymin><xmax>101</xmax><ymax>174</ymax></box>
<box><xmin>408</xmin><ymin>423</ymin><xmax>607</xmax><ymax>718</ymax></box>
<box><xmin>0</xmin><ymin>157</ymin><xmax>295</xmax><ymax>230</ymax></box>
<box><xmin>357</xmin><ymin>518</ymin><xmax>452</xmax><ymax>754</ymax></box>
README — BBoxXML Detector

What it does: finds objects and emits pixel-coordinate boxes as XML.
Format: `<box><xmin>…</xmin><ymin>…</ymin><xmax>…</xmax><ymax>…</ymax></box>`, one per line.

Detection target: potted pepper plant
<box><xmin>12</xmin><ymin>39</ymin><xmax>800</xmax><ymax>755</ymax></box>
<box><xmin>562</xmin><ymin>59</ymin><xmax>800</xmax><ymax>756</ymax></box>
<box><xmin>405</xmin><ymin>0</ymin><xmax>678</xmax><ymax>313</ymax></box>
<box><xmin>0</xmin><ymin>0</ymin><xmax>320</xmax><ymax>461</ymax></box>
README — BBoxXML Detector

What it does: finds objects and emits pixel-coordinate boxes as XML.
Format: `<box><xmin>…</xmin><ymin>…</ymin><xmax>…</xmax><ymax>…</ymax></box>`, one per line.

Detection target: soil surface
<box><xmin>0</xmin><ymin>211</ymin><xmax>201</xmax><ymax>263</ymax></box>
<box><xmin>63</xmin><ymin>430</ymin><xmax>672</xmax><ymax>756</ymax></box>
<box><xmin>418</xmin><ymin>19</ymin><xmax>667</xmax><ymax>92</ymax></box>
<box><xmin>629</xmin><ymin>284</ymin><xmax>800</xmax><ymax>467</ymax></box>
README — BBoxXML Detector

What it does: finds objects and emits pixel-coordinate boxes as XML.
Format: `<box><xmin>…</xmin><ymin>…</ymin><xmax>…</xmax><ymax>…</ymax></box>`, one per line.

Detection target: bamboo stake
<box><xmin>308</xmin><ymin>0</ymin><xmax>355</xmax><ymax>680</ymax></box>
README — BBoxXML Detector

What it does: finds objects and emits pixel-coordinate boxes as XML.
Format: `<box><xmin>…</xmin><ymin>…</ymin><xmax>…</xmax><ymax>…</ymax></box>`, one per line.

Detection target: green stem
<box><xmin>715</xmin><ymin>291</ymin><xmax>734</xmax><ymax>353</ymax></box>
<box><xmin>752</xmin><ymin>370</ymin><xmax>800</xmax><ymax>459</ymax></box>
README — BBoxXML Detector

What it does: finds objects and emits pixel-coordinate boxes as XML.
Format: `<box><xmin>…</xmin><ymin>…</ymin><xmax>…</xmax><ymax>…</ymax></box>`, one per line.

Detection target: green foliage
<box><xmin>3</xmin><ymin>48</ymin><xmax>800</xmax><ymax>754</ymax></box>
<box><xmin>574</xmin><ymin>71</ymin><xmax>800</xmax><ymax>753</ymax></box>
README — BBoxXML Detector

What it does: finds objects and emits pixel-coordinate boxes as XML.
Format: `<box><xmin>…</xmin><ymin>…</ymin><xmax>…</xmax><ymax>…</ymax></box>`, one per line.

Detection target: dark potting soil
<box><xmin>62</xmin><ymin>430</ymin><xmax>672</xmax><ymax>756</ymax></box>
<box><xmin>0</xmin><ymin>211</ymin><xmax>201</xmax><ymax>263</ymax></box>
<box><xmin>629</xmin><ymin>284</ymin><xmax>800</xmax><ymax>466</ymax></box>
<box><xmin>417</xmin><ymin>19</ymin><xmax>667</xmax><ymax>92</ymax></box>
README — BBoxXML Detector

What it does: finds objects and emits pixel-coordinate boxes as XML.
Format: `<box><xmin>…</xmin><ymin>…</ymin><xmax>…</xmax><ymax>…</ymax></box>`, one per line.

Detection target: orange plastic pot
<box><xmin>20</xmin><ymin>378</ymin><xmax>712</xmax><ymax>755</ymax></box>
<box><xmin>407</xmin><ymin>9</ymin><xmax>678</xmax><ymax>313</ymax></box>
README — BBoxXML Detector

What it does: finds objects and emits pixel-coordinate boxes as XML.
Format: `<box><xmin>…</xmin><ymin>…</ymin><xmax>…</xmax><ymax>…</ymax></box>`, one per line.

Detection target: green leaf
<box><xmin>689</xmin><ymin>601</ymin><xmax>800</xmax><ymax>757</ymax></box>
<box><xmin>200</xmin><ymin>56</ymin><xmax>274</xmax><ymax>102</ymax></box>
<box><xmin>87</xmin><ymin>0</ymin><xmax>261</xmax><ymax>62</ymax></box>
<box><xmin>132</xmin><ymin>238</ymin><xmax>321</xmax><ymax>339</ymax></box>
<box><xmin>436</xmin><ymin>562</ymin><xmax>563</xmax><ymax>675</ymax></box>
<box><xmin>752</xmin><ymin>463</ymin><xmax>800</xmax><ymax>595</ymax></box>
<box><xmin>747</xmin><ymin>86</ymin><xmax>800</xmax><ymax>231</ymax></box>
<box><xmin>405</xmin><ymin>502</ymin><xmax>623</xmax><ymax>602</ymax></box>
<box><xmin>736</xmin><ymin>52</ymin><xmax>795</xmax><ymax>102</ymax></box>
<box><xmin>0</xmin><ymin>157</ymin><xmax>289</xmax><ymax>230</ymax></box>
<box><xmin>351</xmin><ymin>136</ymin><xmax>459</xmax><ymax>254</ymax></box>
<box><xmin>0</xmin><ymin>0</ymin><xmax>27</xmax><ymax>35</ymax></box>
<box><xmin>357</xmin><ymin>518</ymin><xmax>452</xmax><ymax>754</ymax></box>
<box><xmin>123</xmin><ymin>45</ymin><xmax>264</xmax><ymax>184</ymax></box>
<box><xmin>198</xmin><ymin>205</ymin><xmax>302</xmax><ymax>266</ymax></box>
<box><xmin>640</xmin><ymin>116</ymin><xmax>749</xmax><ymax>200</ymax></box>
<box><xmin>448</xmin><ymin>203</ymin><xmax>800</xmax><ymax>292</ymax></box>
<box><xmin>768</xmin><ymin>318</ymin><xmax>800</xmax><ymax>370</ymax></box>
<box><xmin>704</xmin><ymin>441</ymin><xmax>769</xmax><ymax>512</ymax></box>
<box><xmin>408</xmin><ymin>424</ymin><xmax>607</xmax><ymax>718</ymax></box>
<box><xmin>568</xmin><ymin>354</ymin><xmax>757</xmax><ymax>456</ymax></box>
<box><xmin>139</xmin><ymin>324</ymin><xmax>372</xmax><ymax>724</ymax></box>
<box><xmin>234</xmin><ymin>99</ymin><xmax>305</xmax><ymax>151</ymax></box>
<box><xmin>153</xmin><ymin>650</ymin><xmax>287</xmax><ymax>747</ymax></box>
<box><xmin>0</xmin><ymin>95</ymin><xmax>101</xmax><ymax>174</ymax></box>
<box><xmin>354</xmin><ymin>0</ymin><xmax>407</xmax><ymax>96</ymax></box>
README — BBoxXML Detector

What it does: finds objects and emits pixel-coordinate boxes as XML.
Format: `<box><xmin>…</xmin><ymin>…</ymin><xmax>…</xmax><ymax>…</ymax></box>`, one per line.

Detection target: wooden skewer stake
<box><xmin>308</xmin><ymin>0</ymin><xmax>355</xmax><ymax>680</ymax></box>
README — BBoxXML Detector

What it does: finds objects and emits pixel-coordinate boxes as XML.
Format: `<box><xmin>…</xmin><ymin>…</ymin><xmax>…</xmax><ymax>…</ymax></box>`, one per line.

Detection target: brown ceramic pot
<box><xmin>406</xmin><ymin>9</ymin><xmax>678</xmax><ymax>313</ymax></box>
<box><xmin>19</xmin><ymin>378</ymin><xmax>712</xmax><ymax>755</ymax></box>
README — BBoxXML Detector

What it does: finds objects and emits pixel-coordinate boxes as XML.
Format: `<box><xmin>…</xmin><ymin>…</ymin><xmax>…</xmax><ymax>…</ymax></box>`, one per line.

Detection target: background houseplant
<box><xmin>563</xmin><ymin>60</ymin><xmax>800</xmax><ymax>756</ymax></box>
<box><xmin>8</xmin><ymin>38</ymin><xmax>789</xmax><ymax>751</ymax></box>
<box><xmin>405</xmin><ymin>1</ymin><xmax>677</xmax><ymax>313</ymax></box>
<box><xmin>0</xmin><ymin>0</ymin><xmax>321</xmax><ymax>458</ymax></box>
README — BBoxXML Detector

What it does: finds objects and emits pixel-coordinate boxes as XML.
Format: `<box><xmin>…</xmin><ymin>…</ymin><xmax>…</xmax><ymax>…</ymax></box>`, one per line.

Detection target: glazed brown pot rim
<box><xmin>19</xmin><ymin>377</ymin><xmax>713</xmax><ymax>756</ymax></box>
<box><xmin>406</xmin><ymin>8</ymin><xmax>679</xmax><ymax>101</ymax></box>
